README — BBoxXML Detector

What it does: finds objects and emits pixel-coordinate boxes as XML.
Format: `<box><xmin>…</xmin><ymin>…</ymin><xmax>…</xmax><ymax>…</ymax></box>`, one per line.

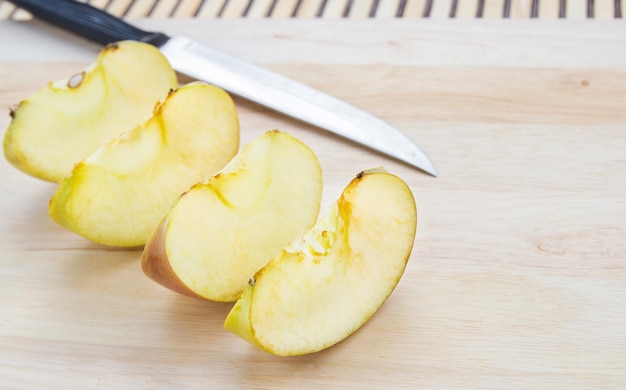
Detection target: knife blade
<box><xmin>6</xmin><ymin>0</ymin><xmax>437</xmax><ymax>176</ymax></box>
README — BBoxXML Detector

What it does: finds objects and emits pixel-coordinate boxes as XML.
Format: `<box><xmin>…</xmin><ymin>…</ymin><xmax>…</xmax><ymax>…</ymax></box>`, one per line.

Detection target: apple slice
<box><xmin>224</xmin><ymin>168</ymin><xmax>417</xmax><ymax>356</ymax></box>
<box><xmin>141</xmin><ymin>130</ymin><xmax>323</xmax><ymax>302</ymax></box>
<box><xmin>3</xmin><ymin>40</ymin><xmax>178</xmax><ymax>182</ymax></box>
<box><xmin>48</xmin><ymin>82</ymin><xmax>239</xmax><ymax>247</ymax></box>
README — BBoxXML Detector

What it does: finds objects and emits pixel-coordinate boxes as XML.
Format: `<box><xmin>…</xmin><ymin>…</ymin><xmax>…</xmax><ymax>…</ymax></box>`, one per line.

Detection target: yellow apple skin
<box><xmin>3</xmin><ymin>40</ymin><xmax>178</xmax><ymax>182</ymax></box>
<box><xmin>48</xmin><ymin>82</ymin><xmax>239</xmax><ymax>247</ymax></box>
<box><xmin>224</xmin><ymin>168</ymin><xmax>417</xmax><ymax>356</ymax></box>
<box><xmin>141</xmin><ymin>130</ymin><xmax>323</xmax><ymax>302</ymax></box>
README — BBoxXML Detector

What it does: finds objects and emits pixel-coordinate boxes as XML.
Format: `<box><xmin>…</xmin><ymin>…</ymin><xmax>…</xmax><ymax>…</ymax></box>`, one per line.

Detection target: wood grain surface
<box><xmin>1</xmin><ymin>19</ymin><xmax>626</xmax><ymax>388</ymax></box>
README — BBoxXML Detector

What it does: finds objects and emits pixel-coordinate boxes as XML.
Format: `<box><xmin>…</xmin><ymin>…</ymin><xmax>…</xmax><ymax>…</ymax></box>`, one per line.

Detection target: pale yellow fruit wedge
<box><xmin>224</xmin><ymin>168</ymin><xmax>417</xmax><ymax>356</ymax></box>
<box><xmin>141</xmin><ymin>130</ymin><xmax>323</xmax><ymax>302</ymax></box>
<box><xmin>3</xmin><ymin>40</ymin><xmax>178</xmax><ymax>182</ymax></box>
<box><xmin>48</xmin><ymin>82</ymin><xmax>239</xmax><ymax>247</ymax></box>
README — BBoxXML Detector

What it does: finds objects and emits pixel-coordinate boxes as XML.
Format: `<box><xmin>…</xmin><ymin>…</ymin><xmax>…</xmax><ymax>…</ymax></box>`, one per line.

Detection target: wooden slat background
<box><xmin>0</xmin><ymin>0</ymin><xmax>623</xmax><ymax>19</ymax></box>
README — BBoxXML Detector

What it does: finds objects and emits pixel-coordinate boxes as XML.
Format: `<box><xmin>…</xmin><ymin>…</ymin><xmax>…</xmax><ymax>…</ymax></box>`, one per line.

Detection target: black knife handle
<box><xmin>7</xmin><ymin>0</ymin><xmax>169</xmax><ymax>46</ymax></box>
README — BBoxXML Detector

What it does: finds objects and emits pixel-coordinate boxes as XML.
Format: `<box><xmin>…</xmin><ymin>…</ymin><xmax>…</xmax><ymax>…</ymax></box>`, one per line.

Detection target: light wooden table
<box><xmin>0</xmin><ymin>0</ymin><xmax>623</xmax><ymax>19</ymax></box>
<box><xmin>1</xmin><ymin>17</ymin><xmax>626</xmax><ymax>389</ymax></box>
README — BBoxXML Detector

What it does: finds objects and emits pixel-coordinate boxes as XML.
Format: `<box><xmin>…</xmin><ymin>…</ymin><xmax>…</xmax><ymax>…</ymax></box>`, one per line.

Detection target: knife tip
<box><xmin>404</xmin><ymin>151</ymin><xmax>437</xmax><ymax>177</ymax></box>
<box><xmin>425</xmin><ymin>166</ymin><xmax>438</xmax><ymax>177</ymax></box>
<box><xmin>418</xmin><ymin>162</ymin><xmax>438</xmax><ymax>177</ymax></box>
<box><xmin>388</xmin><ymin>135</ymin><xmax>437</xmax><ymax>178</ymax></box>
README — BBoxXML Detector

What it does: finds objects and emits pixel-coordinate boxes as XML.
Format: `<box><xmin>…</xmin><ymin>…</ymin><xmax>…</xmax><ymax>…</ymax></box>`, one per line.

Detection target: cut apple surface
<box><xmin>48</xmin><ymin>82</ymin><xmax>239</xmax><ymax>247</ymax></box>
<box><xmin>224</xmin><ymin>168</ymin><xmax>417</xmax><ymax>356</ymax></box>
<box><xmin>141</xmin><ymin>130</ymin><xmax>323</xmax><ymax>302</ymax></box>
<box><xmin>3</xmin><ymin>40</ymin><xmax>178</xmax><ymax>182</ymax></box>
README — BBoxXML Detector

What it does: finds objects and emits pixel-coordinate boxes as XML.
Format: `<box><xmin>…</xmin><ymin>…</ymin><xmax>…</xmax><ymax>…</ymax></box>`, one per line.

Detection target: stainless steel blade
<box><xmin>159</xmin><ymin>36</ymin><xmax>437</xmax><ymax>177</ymax></box>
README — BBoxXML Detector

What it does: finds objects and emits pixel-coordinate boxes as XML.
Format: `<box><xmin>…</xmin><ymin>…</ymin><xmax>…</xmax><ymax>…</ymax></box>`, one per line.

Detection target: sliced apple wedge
<box><xmin>224</xmin><ymin>168</ymin><xmax>417</xmax><ymax>356</ymax></box>
<box><xmin>141</xmin><ymin>130</ymin><xmax>323</xmax><ymax>302</ymax></box>
<box><xmin>48</xmin><ymin>82</ymin><xmax>239</xmax><ymax>247</ymax></box>
<box><xmin>3</xmin><ymin>40</ymin><xmax>178</xmax><ymax>182</ymax></box>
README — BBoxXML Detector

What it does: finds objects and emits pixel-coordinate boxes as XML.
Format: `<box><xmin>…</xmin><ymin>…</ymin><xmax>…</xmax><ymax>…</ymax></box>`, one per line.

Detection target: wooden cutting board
<box><xmin>1</xmin><ymin>19</ymin><xmax>625</xmax><ymax>389</ymax></box>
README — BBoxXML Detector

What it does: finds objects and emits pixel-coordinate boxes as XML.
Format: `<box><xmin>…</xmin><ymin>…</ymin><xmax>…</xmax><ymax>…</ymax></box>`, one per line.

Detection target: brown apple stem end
<box><xmin>141</xmin><ymin>213</ymin><xmax>205</xmax><ymax>300</ymax></box>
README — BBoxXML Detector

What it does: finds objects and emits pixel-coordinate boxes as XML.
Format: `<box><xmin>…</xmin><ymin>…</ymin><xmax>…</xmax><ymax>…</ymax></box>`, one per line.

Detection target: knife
<box><xmin>6</xmin><ymin>0</ymin><xmax>437</xmax><ymax>176</ymax></box>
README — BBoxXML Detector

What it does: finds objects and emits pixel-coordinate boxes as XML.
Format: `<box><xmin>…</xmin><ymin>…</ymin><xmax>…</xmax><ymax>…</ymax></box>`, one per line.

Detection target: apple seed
<box><xmin>67</xmin><ymin>71</ymin><xmax>86</xmax><ymax>89</ymax></box>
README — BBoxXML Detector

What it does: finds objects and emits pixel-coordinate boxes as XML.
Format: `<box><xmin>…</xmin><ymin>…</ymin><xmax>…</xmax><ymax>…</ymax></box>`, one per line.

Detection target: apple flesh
<box><xmin>141</xmin><ymin>130</ymin><xmax>323</xmax><ymax>302</ymax></box>
<box><xmin>48</xmin><ymin>82</ymin><xmax>239</xmax><ymax>247</ymax></box>
<box><xmin>3</xmin><ymin>40</ymin><xmax>178</xmax><ymax>182</ymax></box>
<box><xmin>224</xmin><ymin>168</ymin><xmax>417</xmax><ymax>356</ymax></box>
